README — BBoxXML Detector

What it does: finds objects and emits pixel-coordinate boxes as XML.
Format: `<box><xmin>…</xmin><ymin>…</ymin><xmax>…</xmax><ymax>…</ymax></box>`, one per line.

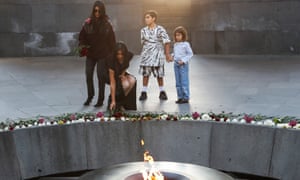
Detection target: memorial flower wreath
<box><xmin>0</xmin><ymin>110</ymin><xmax>299</xmax><ymax>131</ymax></box>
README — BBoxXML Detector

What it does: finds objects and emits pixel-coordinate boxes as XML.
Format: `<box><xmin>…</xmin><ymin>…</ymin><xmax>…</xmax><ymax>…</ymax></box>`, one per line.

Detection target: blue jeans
<box><xmin>174</xmin><ymin>62</ymin><xmax>190</xmax><ymax>100</ymax></box>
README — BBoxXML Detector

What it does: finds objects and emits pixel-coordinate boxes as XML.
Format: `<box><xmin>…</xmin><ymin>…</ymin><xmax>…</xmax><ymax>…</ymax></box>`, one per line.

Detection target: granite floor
<box><xmin>1</xmin><ymin>55</ymin><xmax>300</xmax><ymax>122</ymax></box>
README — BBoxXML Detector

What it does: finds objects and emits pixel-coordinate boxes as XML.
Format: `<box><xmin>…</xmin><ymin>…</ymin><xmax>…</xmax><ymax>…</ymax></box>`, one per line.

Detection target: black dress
<box><xmin>107</xmin><ymin>52</ymin><xmax>137</xmax><ymax>110</ymax></box>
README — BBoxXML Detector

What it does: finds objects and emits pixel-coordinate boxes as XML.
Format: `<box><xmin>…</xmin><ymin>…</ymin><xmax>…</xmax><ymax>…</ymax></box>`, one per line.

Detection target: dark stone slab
<box><xmin>141</xmin><ymin>121</ymin><xmax>212</xmax><ymax>166</ymax></box>
<box><xmin>0</xmin><ymin>131</ymin><xmax>22</xmax><ymax>180</ymax></box>
<box><xmin>0</xmin><ymin>33</ymin><xmax>26</xmax><ymax>57</ymax></box>
<box><xmin>85</xmin><ymin>121</ymin><xmax>142</xmax><ymax>169</ymax></box>
<box><xmin>210</xmin><ymin>123</ymin><xmax>275</xmax><ymax>177</ymax></box>
<box><xmin>270</xmin><ymin>128</ymin><xmax>300</xmax><ymax>180</ymax></box>
<box><xmin>13</xmin><ymin>124</ymin><xmax>87</xmax><ymax>179</ymax></box>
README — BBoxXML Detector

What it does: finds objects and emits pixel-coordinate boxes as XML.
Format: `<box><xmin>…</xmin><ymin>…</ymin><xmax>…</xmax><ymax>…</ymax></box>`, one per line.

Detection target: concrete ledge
<box><xmin>0</xmin><ymin>132</ymin><xmax>22</xmax><ymax>180</ymax></box>
<box><xmin>0</xmin><ymin>121</ymin><xmax>298</xmax><ymax>180</ymax></box>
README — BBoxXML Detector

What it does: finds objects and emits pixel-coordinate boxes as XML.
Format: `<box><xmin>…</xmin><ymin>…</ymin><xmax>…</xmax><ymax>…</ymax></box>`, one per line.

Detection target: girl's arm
<box><xmin>181</xmin><ymin>42</ymin><xmax>194</xmax><ymax>64</ymax></box>
<box><xmin>109</xmin><ymin>69</ymin><xmax>116</xmax><ymax>110</ymax></box>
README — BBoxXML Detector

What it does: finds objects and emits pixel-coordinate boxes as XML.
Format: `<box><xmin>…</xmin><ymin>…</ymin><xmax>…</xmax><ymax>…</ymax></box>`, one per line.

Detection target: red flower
<box><xmin>192</xmin><ymin>112</ymin><xmax>200</xmax><ymax>120</ymax></box>
<box><xmin>244</xmin><ymin>114</ymin><xmax>254</xmax><ymax>123</ymax></box>
<box><xmin>80</xmin><ymin>47</ymin><xmax>88</xmax><ymax>57</ymax></box>
<box><xmin>166</xmin><ymin>116</ymin><xmax>171</xmax><ymax>121</ymax></box>
<box><xmin>96</xmin><ymin>112</ymin><xmax>104</xmax><ymax>118</ymax></box>
<box><xmin>289</xmin><ymin>119</ymin><xmax>297</xmax><ymax>127</ymax></box>
<box><xmin>9</xmin><ymin>124</ymin><xmax>15</xmax><ymax>131</ymax></box>
<box><xmin>38</xmin><ymin>118</ymin><xmax>45</xmax><ymax>124</ymax></box>
<box><xmin>113</xmin><ymin>112</ymin><xmax>123</xmax><ymax>119</ymax></box>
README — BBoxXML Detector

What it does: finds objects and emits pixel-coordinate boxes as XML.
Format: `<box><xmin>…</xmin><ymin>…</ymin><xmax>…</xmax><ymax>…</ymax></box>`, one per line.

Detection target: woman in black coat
<box><xmin>79</xmin><ymin>1</ymin><xmax>116</xmax><ymax>107</ymax></box>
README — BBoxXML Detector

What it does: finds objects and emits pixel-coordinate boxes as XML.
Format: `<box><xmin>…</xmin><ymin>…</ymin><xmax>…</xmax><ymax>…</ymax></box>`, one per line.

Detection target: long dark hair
<box><xmin>90</xmin><ymin>1</ymin><xmax>109</xmax><ymax>21</ymax></box>
<box><xmin>89</xmin><ymin>1</ymin><xmax>109</xmax><ymax>33</ymax></box>
<box><xmin>114</xmin><ymin>42</ymin><xmax>133</xmax><ymax>63</ymax></box>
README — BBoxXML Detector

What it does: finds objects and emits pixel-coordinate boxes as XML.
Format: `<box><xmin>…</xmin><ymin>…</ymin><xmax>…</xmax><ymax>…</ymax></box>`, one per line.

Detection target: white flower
<box><xmin>120</xmin><ymin>117</ymin><xmax>126</xmax><ymax>121</ymax></box>
<box><xmin>201</xmin><ymin>114</ymin><xmax>210</xmax><ymax>121</ymax></box>
<box><xmin>263</xmin><ymin>119</ymin><xmax>274</xmax><ymax>126</ymax></box>
<box><xmin>231</xmin><ymin>119</ymin><xmax>239</xmax><ymax>123</ymax></box>
<box><xmin>75</xmin><ymin>118</ymin><xmax>85</xmax><ymax>123</ymax></box>
<box><xmin>240</xmin><ymin>119</ymin><xmax>246</xmax><ymax>123</ymax></box>
<box><xmin>251</xmin><ymin>121</ymin><xmax>256</xmax><ymax>124</ymax></box>
<box><xmin>110</xmin><ymin>117</ymin><xmax>116</xmax><ymax>121</ymax></box>
<box><xmin>256</xmin><ymin>121</ymin><xmax>263</xmax><ymax>125</ymax></box>
<box><xmin>95</xmin><ymin>118</ymin><xmax>100</xmax><ymax>122</ymax></box>
<box><xmin>161</xmin><ymin>114</ymin><xmax>168</xmax><ymax>120</ymax></box>
<box><xmin>104</xmin><ymin>117</ymin><xmax>109</xmax><ymax>122</ymax></box>
<box><xmin>277</xmin><ymin>123</ymin><xmax>288</xmax><ymax>128</ymax></box>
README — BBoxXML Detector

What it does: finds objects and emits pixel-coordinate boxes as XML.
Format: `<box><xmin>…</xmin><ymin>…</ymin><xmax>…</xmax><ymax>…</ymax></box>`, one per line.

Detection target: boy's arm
<box><xmin>164</xmin><ymin>43</ymin><xmax>172</xmax><ymax>62</ymax></box>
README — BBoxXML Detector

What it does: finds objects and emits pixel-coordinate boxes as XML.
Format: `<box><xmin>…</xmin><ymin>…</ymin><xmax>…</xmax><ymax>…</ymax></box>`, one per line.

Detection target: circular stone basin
<box><xmin>79</xmin><ymin>161</ymin><xmax>234</xmax><ymax>180</ymax></box>
<box><xmin>125</xmin><ymin>172</ymin><xmax>189</xmax><ymax>180</ymax></box>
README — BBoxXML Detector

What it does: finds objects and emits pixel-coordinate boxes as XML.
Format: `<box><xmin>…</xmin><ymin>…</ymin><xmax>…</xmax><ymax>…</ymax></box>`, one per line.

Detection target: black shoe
<box><xmin>83</xmin><ymin>97</ymin><xmax>93</xmax><ymax>106</ymax></box>
<box><xmin>139</xmin><ymin>92</ymin><xmax>147</xmax><ymax>101</ymax></box>
<box><xmin>180</xmin><ymin>99</ymin><xmax>189</xmax><ymax>104</ymax></box>
<box><xmin>175</xmin><ymin>99</ymin><xmax>183</xmax><ymax>104</ymax></box>
<box><xmin>159</xmin><ymin>91</ymin><xmax>168</xmax><ymax>100</ymax></box>
<box><xmin>94</xmin><ymin>102</ymin><xmax>103</xmax><ymax>107</ymax></box>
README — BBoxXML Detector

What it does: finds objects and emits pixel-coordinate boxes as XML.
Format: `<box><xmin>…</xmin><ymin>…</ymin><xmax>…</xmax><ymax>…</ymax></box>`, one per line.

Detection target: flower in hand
<box><xmin>74</xmin><ymin>45</ymin><xmax>90</xmax><ymax>57</ymax></box>
<box><xmin>80</xmin><ymin>47</ymin><xmax>88</xmax><ymax>57</ymax></box>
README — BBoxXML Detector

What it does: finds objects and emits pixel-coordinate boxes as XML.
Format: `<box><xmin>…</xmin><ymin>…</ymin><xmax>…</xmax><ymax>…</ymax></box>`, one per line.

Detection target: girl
<box><xmin>108</xmin><ymin>42</ymin><xmax>137</xmax><ymax>111</ymax></box>
<box><xmin>139</xmin><ymin>10</ymin><xmax>172</xmax><ymax>101</ymax></box>
<box><xmin>173</xmin><ymin>26</ymin><xmax>193</xmax><ymax>104</ymax></box>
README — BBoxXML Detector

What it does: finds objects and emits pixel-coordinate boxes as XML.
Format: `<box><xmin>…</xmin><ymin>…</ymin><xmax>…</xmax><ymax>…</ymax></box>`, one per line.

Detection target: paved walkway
<box><xmin>1</xmin><ymin>55</ymin><xmax>300</xmax><ymax>122</ymax></box>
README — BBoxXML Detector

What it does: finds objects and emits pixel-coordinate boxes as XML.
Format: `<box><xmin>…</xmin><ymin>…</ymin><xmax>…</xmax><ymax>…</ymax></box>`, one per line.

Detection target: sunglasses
<box><xmin>94</xmin><ymin>9</ymin><xmax>100</xmax><ymax>13</ymax></box>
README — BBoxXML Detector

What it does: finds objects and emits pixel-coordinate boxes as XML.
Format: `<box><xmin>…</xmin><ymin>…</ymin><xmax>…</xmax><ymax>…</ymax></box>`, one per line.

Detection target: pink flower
<box><xmin>70</xmin><ymin>114</ymin><xmax>77</xmax><ymax>121</ymax></box>
<box><xmin>289</xmin><ymin>119</ymin><xmax>297</xmax><ymax>127</ymax></box>
<box><xmin>96</xmin><ymin>112</ymin><xmax>104</xmax><ymax>118</ymax></box>
<box><xmin>85</xmin><ymin>18</ymin><xmax>91</xmax><ymax>24</ymax></box>
<box><xmin>244</xmin><ymin>114</ymin><xmax>254</xmax><ymax>123</ymax></box>
<box><xmin>192</xmin><ymin>112</ymin><xmax>200</xmax><ymax>120</ymax></box>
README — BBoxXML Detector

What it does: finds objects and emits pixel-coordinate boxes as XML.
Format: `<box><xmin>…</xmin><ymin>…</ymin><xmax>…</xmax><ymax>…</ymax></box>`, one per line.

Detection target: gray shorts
<box><xmin>139</xmin><ymin>66</ymin><xmax>165</xmax><ymax>77</ymax></box>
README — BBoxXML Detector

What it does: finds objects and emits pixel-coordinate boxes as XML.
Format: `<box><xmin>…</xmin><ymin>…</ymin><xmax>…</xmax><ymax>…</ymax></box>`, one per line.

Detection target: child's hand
<box><xmin>166</xmin><ymin>54</ymin><xmax>173</xmax><ymax>62</ymax></box>
<box><xmin>178</xmin><ymin>60</ymin><xmax>184</xmax><ymax>65</ymax></box>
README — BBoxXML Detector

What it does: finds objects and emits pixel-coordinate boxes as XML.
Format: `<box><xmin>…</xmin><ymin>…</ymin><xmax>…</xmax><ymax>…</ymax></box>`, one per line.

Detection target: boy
<box><xmin>139</xmin><ymin>10</ymin><xmax>172</xmax><ymax>101</ymax></box>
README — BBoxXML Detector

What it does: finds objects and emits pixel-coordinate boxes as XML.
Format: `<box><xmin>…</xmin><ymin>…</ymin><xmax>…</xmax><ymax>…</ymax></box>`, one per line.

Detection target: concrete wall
<box><xmin>1</xmin><ymin>121</ymin><xmax>299</xmax><ymax>180</ymax></box>
<box><xmin>0</xmin><ymin>0</ymin><xmax>299</xmax><ymax>57</ymax></box>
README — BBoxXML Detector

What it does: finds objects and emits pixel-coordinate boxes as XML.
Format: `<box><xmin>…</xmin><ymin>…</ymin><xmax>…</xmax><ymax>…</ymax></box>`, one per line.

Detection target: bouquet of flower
<box><xmin>74</xmin><ymin>45</ymin><xmax>90</xmax><ymax>57</ymax></box>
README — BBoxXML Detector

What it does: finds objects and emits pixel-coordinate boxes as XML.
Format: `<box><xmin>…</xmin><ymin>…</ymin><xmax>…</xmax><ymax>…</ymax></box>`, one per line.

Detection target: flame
<box><xmin>141</xmin><ymin>139</ymin><xmax>145</xmax><ymax>146</ymax></box>
<box><xmin>141</xmin><ymin>139</ymin><xmax>164</xmax><ymax>180</ymax></box>
<box><xmin>144</xmin><ymin>151</ymin><xmax>154</xmax><ymax>163</ymax></box>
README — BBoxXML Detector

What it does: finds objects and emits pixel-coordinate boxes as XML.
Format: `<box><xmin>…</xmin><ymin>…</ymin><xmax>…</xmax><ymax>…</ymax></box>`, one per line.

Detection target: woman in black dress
<box><xmin>108</xmin><ymin>42</ymin><xmax>137</xmax><ymax>111</ymax></box>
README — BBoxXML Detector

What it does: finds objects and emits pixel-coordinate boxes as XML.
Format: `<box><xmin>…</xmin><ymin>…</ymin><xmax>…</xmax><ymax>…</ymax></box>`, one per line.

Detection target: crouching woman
<box><xmin>108</xmin><ymin>42</ymin><xmax>137</xmax><ymax>111</ymax></box>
